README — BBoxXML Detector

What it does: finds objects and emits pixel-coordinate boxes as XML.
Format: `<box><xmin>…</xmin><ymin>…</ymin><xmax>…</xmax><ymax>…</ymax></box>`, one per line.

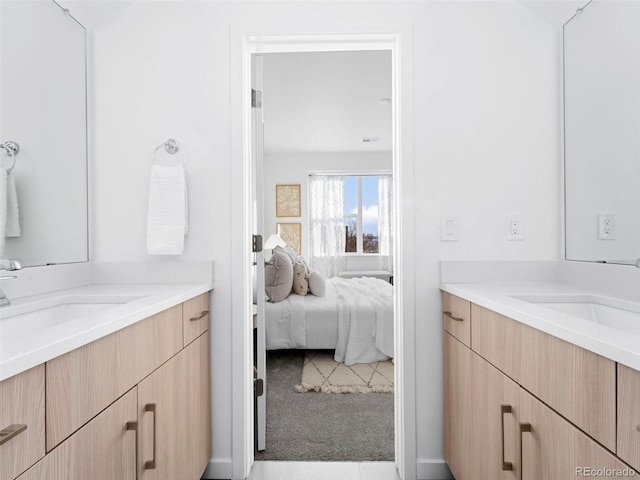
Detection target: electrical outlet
<box><xmin>506</xmin><ymin>214</ymin><xmax>524</xmax><ymax>241</ymax></box>
<box><xmin>598</xmin><ymin>213</ymin><xmax>616</xmax><ymax>240</ymax></box>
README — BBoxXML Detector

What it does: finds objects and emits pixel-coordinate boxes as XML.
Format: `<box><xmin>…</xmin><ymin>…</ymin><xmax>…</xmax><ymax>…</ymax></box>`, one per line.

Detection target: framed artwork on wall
<box><xmin>276</xmin><ymin>184</ymin><xmax>301</xmax><ymax>217</ymax></box>
<box><xmin>277</xmin><ymin>222</ymin><xmax>301</xmax><ymax>255</ymax></box>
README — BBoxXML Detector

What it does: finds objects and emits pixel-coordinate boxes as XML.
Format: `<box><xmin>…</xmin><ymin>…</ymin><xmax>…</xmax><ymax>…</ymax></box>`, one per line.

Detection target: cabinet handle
<box><xmin>443</xmin><ymin>311</ymin><xmax>464</xmax><ymax>322</ymax></box>
<box><xmin>190</xmin><ymin>310</ymin><xmax>209</xmax><ymax>322</ymax></box>
<box><xmin>144</xmin><ymin>404</ymin><xmax>157</xmax><ymax>470</ymax></box>
<box><xmin>636</xmin><ymin>425</ymin><xmax>640</xmax><ymax>433</ymax></box>
<box><xmin>519</xmin><ymin>423</ymin><xmax>532</xmax><ymax>480</ymax></box>
<box><xmin>126</xmin><ymin>421</ymin><xmax>138</xmax><ymax>470</ymax></box>
<box><xmin>501</xmin><ymin>405</ymin><xmax>513</xmax><ymax>471</ymax></box>
<box><xmin>0</xmin><ymin>424</ymin><xmax>27</xmax><ymax>446</ymax></box>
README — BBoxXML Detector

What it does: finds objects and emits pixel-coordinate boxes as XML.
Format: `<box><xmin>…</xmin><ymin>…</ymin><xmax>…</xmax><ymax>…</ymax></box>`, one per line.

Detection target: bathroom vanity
<box><xmin>441</xmin><ymin>285</ymin><xmax>640</xmax><ymax>479</ymax></box>
<box><xmin>0</xmin><ymin>286</ymin><xmax>211</xmax><ymax>480</ymax></box>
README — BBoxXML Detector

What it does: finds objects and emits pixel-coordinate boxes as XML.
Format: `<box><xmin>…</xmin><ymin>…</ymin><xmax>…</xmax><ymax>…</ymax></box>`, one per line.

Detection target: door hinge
<box><xmin>252</xmin><ymin>234</ymin><xmax>263</xmax><ymax>253</ymax></box>
<box><xmin>251</xmin><ymin>89</ymin><xmax>262</xmax><ymax>109</ymax></box>
<box><xmin>254</xmin><ymin>378</ymin><xmax>264</xmax><ymax>397</ymax></box>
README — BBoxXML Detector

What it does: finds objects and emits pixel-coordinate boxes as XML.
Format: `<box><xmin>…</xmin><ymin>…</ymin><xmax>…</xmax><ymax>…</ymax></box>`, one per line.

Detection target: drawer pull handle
<box><xmin>126</xmin><ymin>421</ymin><xmax>138</xmax><ymax>469</ymax></box>
<box><xmin>0</xmin><ymin>424</ymin><xmax>27</xmax><ymax>446</ymax></box>
<box><xmin>443</xmin><ymin>311</ymin><xmax>464</xmax><ymax>322</ymax></box>
<box><xmin>144</xmin><ymin>404</ymin><xmax>157</xmax><ymax>470</ymax></box>
<box><xmin>636</xmin><ymin>425</ymin><xmax>640</xmax><ymax>433</ymax></box>
<box><xmin>501</xmin><ymin>405</ymin><xmax>513</xmax><ymax>471</ymax></box>
<box><xmin>190</xmin><ymin>310</ymin><xmax>209</xmax><ymax>322</ymax></box>
<box><xmin>519</xmin><ymin>423</ymin><xmax>532</xmax><ymax>480</ymax></box>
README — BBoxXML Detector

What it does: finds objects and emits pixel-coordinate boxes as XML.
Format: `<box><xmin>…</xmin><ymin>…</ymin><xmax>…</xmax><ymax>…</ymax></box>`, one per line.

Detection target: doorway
<box><xmin>231</xmin><ymin>27</ymin><xmax>416</xmax><ymax>480</ymax></box>
<box><xmin>255</xmin><ymin>49</ymin><xmax>394</xmax><ymax>462</ymax></box>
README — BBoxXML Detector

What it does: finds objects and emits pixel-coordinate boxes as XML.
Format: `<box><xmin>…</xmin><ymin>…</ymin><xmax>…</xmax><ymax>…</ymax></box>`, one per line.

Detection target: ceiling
<box><xmin>262</xmin><ymin>50</ymin><xmax>392</xmax><ymax>154</ymax></box>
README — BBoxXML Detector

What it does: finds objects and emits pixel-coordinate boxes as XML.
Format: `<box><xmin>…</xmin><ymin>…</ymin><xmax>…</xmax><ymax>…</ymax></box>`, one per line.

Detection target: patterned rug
<box><xmin>295</xmin><ymin>351</ymin><xmax>394</xmax><ymax>393</ymax></box>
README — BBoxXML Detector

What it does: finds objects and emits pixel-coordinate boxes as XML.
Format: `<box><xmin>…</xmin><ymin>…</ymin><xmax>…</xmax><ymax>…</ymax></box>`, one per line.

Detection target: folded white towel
<box><xmin>6</xmin><ymin>171</ymin><xmax>20</xmax><ymax>237</ymax></box>
<box><xmin>146</xmin><ymin>164</ymin><xmax>188</xmax><ymax>255</ymax></box>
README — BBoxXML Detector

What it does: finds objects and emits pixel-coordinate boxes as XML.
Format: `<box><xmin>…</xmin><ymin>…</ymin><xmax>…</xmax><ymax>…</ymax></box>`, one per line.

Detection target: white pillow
<box><xmin>308</xmin><ymin>271</ymin><xmax>326</xmax><ymax>297</ymax></box>
<box><xmin>265</xmin><ymin>248</ymin><xmax>294</xmax><ymax>303</ymax></box>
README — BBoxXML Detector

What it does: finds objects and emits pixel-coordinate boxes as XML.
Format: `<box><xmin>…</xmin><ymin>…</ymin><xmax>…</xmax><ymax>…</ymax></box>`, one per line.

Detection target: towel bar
<box><xmin>1</xmin><ymin>141</ymin><xmax>19</xmax><ymax>174</ymax></box>
<box><xmin>152</xmin><ymin>138</ymin><xmax>186</xmax><ymax>166</ymax></box>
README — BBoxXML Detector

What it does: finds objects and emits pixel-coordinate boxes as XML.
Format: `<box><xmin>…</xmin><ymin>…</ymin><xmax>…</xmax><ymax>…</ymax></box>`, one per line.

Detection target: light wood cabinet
<box><xmin>16</xmin><ymin>389</ymin><xmax>137</xmax><ymax>480</ymax></box>
<box><xmin>443</xmin><ymin>332</ymin><xmax>473</xmax><ymax>480</ymax></box>
<box><xmin>0</xmin><ymin>365</ymin><xmax>45</xmax><ymax>480</ymax></box>
<box><xmin>137</xmin><ymin>332</ymin><xmax>211</xmax><ymax>480</ymax></box>
<box><xmin>520</xmin><ymin>388</ymin><xmax>630</xmax><ymax>480</ymax></box>
<box><xmin>442</xmin><ymin>292</ymin><xmax>471</xmax><ymax>347</ymax></box>
<box><xmin>618</xmin><ymin>364</ymin><xmax>640</xmax><ymax>471</ymax></box>
<box><xmin>183</xmin><ymin>292</ymin><xmax>210</xmax><ymax>346</ymax></box>
<box><xmin>46</xmin><ymin>305</ymin><xmax>183</xmax><ymax>449</ymax></box>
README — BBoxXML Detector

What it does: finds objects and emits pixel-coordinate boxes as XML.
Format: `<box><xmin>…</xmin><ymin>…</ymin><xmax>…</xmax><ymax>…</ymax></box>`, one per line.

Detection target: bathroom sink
<box><xmin>512</xmin><ymin>294</ymin><xmax>640</xmax><ymax>335</ymax></box>
<box><xmin>0</xmin><ymin>295</ymin><xmax>143</xmax><ymax>339</ymax></box>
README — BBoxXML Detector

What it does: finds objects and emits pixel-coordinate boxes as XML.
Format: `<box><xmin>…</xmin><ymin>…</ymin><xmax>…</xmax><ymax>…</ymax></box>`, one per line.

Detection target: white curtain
<box><xmin>309</xmin><ymin>175</ymin><xmax>346</xmax><ymax>278</ymax></box>
<box><xmin>378</xmin><ymin>174</ymin><xmax>393</xmax><ymax>274</ymax></box>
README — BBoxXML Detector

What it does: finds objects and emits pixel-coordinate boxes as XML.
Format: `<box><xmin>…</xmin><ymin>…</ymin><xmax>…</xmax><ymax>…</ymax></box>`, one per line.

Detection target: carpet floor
<box><xmin>254</xmin><ymin>350</ymin><xmax>394</xmax><ymax>462</ymax></box>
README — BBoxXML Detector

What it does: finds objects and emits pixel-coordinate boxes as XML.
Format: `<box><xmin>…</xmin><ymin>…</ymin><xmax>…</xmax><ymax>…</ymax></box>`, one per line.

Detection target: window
<box><xmin>344</xmin><ymin>175</ymin><xmax>380</xmax><ymax>254</ymax></box>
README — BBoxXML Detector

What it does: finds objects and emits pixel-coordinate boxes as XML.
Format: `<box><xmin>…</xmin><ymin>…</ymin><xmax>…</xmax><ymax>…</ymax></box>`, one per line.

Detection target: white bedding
<box><xmin>264</xmin><ymin>277</ymin><xmax>394</xmax><ymax>365</ymax></box>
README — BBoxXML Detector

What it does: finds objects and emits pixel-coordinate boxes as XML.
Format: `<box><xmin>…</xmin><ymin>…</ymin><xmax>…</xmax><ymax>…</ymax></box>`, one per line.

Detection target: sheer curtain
<box><xmin>309</xmin><ymin>175</ymin><xmax>346</xmax><ymax>278</ymax></box>
<box><xmin>378</xmin><ymin>174</ymin><xmax>394</xmax><ymax>273</ymax></box>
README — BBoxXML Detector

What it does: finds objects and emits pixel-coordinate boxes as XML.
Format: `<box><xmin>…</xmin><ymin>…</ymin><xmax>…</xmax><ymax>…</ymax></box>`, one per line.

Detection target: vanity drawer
<box><xmin>183</xmin><ymin>292</ymin><xmax>210</xmax><ymax>346</ymax></box>
<box><xmin>471</xmin><ymin>304</ymin><xmax>521</xmax><ymax>380</ymax></box>
<box><xmin>442</xmin><ymin>292</ymin><xmax>471</xmax><ymax>347</ymax></box>
<box><xmin>618</xmin><ymin>364</ymin><xmax>640</xmax><ymax>471</ymax></box>
<box><xmin>46</xmin><ymin>305</ymin><xmax>183</xmax><ymax>450</ymax></box>
<box><xmin>519</xmin><ymin>323</ymin><xmax>616</xmax><ymax>452</ymax></box>
<box><xmin>0</xmin><ymin>365</ymin><xmax>45</xmax><ymax>480</ymax></box>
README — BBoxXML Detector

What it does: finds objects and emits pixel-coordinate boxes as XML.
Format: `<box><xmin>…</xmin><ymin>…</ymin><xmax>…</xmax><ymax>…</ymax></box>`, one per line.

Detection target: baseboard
<box><xmin>417</xmin><ymin>459</ymin><xmax>453</xmax><ymax>480</ymax></box>
<box><xmin>201</xmin><ymin>459</ymin><xmax>233</xmax><ymax>479</ymax></box>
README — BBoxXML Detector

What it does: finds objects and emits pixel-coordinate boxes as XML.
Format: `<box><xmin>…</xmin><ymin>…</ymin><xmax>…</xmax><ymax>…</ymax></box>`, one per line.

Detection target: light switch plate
<box><xmin>441</xmin><ymin>215</ymin><xmax>459</xmax><ymax>241</ymax></box>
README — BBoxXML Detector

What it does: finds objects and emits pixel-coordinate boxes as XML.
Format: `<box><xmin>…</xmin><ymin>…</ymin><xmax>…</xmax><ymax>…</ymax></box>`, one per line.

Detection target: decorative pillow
<box><xmin>265</xmin><ymin>247</ymin><xmax>294</xmax><ymax>303</ymax></box>
<box><xmin>281</xmin><ymin>246</ymin><xmax>298</xmax><ymax>264</ymax></box>
<box><xmin>308</xmin><ymin>271</ymin><xmax>326</xmax><ymax>297</ymax></box>
<box><xmin>292</xmin><ymin>261</ymin><xmax>309</xmax><ymax>296</ymax></box>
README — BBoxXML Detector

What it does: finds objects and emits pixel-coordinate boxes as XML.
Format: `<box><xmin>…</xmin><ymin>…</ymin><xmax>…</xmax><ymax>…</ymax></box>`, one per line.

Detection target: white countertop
<box><xmin>440</xmin><ymin>282</ymin><xmax>640</xmax><ymax>371</ymax></box>
<box><xmin>0</xmin><ymin>283</ymin><xmax>212</xmax><ymax>382</ymax></box>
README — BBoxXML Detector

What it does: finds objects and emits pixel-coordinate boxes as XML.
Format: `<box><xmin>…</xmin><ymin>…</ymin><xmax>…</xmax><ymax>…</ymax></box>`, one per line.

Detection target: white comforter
<box><xmin>333</xmin><ymin>277</ymin><xmax>394</xmax><ymax>365</ymax></box>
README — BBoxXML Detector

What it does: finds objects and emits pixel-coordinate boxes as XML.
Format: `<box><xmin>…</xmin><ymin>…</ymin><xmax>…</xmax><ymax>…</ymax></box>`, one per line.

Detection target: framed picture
<box><xmin>277</xmin><ymin>223</ymin><xmax>301</xmax><ymax>255</ymax></box>
<box><xmin>276</xmin><ymin>184</ymin><xmax>301</xmax><ymax>217</ymax></box>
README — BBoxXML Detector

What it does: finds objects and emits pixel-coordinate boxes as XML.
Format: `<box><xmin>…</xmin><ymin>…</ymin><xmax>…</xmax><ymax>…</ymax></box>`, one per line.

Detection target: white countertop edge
<box><xmin>440</xmin><ymin>282</ymin><xmax>640</xmax><ymax>371</ymax></box>
<box><xmin>0</xmin><ymin>282</ymin><xmax>213</xmax><ymax>381</ymax></box>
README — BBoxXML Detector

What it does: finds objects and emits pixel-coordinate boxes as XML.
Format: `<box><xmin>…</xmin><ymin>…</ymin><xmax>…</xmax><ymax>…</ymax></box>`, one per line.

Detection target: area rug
<box><xmin>295</xmin><ymin>350</ymin><xmax>394</xmax><ymax>393</ymax></box>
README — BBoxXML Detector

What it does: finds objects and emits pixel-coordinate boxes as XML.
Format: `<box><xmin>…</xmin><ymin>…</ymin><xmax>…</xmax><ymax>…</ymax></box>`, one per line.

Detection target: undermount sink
<box><xmin>0</xmin><ymin>295</ymin><xmax>143</xmax><ymax>339</ymax></box>
<box><xmin>512</xmin><ymin>294</ymin><xmax>640</xmax><ymax>335</ymax></box>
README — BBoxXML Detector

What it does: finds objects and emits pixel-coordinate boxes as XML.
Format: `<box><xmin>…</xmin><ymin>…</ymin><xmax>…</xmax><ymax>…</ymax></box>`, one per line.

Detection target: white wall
<box><xmin>87</xmin><ymin>1</ymin><xmax>565</xmax><ymax>478</ymax></box>
<box><xmin>263</xmin><ymin>151</ymin><xmax>391</xmax><ymax>262</ymax></box>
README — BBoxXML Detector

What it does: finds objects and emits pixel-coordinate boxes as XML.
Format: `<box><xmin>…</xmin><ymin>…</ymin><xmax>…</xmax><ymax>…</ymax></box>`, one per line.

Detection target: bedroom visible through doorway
<box><xmin>253</xmin><ymin>50</ymin><xmax>395</xmax><ymax>462</ymax></box>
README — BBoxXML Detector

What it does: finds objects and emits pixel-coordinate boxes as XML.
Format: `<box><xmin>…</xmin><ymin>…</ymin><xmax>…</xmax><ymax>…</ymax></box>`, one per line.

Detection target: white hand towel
<box><xmin>6</xmin><ymin>171</ymin><xmax>21</xmax><ymax>237</ymax></box>
<box><xmin>146</xmin><ymin>164</ymin><xmax>188</xmax><ymax>255</ymax></box>
<box><xmin>0</xmin><ymin>169</ymin><xmax>7</xmax><ymax>256</ymax></box>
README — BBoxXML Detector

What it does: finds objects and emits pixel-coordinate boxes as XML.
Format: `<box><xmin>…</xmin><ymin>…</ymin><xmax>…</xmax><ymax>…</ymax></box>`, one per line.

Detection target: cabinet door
<box><xmin>471</xmin><ymin>351</ymin><xmax>520</xmax><ymax>480</ymax></box>
<box><xmin>519</xmin><ymin>388</ymin><xmax>634</xmax><ymax>480</ymax></box>
<box><xmin>443</xmin><ymin>332</ymin><xmax>473</xmax><ymax>479</ymax></box>
<box><xmin>183</xmin><ymin>292</ymin><xmax>210</xmax><ymax>346</ymax></box>
<box><xmin>138</xmin><ymin>332</ymin><xmax>211</xmax><ymax>480</ymax></box>
<box><xmin>17</xmin><ymin>388</ymin><xmax>137</xmax><ymax>480</ymax></box>
<box><xmin>618</xmin><ymin>364</ymin><xmax>640</xmax><ymax>471</ymax></box>
<box><xmin>0</xmin><ymin>365</ymin><xmax>45</xmax><ymax>480</ymax></box>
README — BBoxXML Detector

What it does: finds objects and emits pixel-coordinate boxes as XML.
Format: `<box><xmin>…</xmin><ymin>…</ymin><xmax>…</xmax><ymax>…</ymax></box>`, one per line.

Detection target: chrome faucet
<box><xmin>0</xmin><ymin>258</ymin><xmax>24</xmax><ymax>307</ymax></box>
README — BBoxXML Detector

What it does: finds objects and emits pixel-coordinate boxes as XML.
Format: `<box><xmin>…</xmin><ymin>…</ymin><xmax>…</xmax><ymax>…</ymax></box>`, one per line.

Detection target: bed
<box><xmin>264</xmin><ymin>276</ymin><xmax>394</xmax><ymax>365</ymax></box>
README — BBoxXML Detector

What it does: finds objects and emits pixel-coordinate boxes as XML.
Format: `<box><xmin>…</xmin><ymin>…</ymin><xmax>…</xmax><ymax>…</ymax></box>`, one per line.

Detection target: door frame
<box><xmin>230</xmin><ymin>18</ymin><xmax>416</xmax><ymax>480</ymax></box>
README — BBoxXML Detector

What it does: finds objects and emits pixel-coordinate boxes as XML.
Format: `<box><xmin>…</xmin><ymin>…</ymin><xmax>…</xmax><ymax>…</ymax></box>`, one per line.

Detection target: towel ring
<box><xmin>0</xmin><ymin>141</ymin><xmax>19</xmax><ymax>175</ymax></box>
<box><xmin>152</xmin><ymin>139</ymin><xmax>186</xmax><ymax>166</ymax></box>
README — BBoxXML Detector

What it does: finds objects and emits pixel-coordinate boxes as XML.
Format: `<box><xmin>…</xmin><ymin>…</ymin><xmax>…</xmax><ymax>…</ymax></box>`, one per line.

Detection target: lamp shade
<box><xmin>264</xmin><ymin>233</ymin><xmax>287</xmax><ymax>250</ymax></box>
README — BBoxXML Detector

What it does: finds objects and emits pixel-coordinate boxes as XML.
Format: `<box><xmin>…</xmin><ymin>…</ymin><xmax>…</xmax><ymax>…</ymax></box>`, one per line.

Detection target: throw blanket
<box><xmin>334</xmin><ymin>277</ymin><xmax>394</xmax><ymax>366</ymax></box>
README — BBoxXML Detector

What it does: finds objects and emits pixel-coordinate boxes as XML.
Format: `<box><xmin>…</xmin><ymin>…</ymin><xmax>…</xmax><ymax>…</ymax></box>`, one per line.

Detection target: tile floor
<box><xmin>247</xmin><ymin>461</ymin><xmax>401</xmax><ymax>480</ymax></box>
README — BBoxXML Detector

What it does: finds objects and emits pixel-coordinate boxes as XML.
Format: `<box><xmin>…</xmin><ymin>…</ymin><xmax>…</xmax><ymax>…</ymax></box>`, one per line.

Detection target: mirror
<box><xmin>564</xmin><ymin>0</ymin><xmax>640</xmax><ymax>264</ymax></box>
<box><xmin>0</xmin><ymin>0</ymin><xmax>88</xmax><ymax>267</ymax></box>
